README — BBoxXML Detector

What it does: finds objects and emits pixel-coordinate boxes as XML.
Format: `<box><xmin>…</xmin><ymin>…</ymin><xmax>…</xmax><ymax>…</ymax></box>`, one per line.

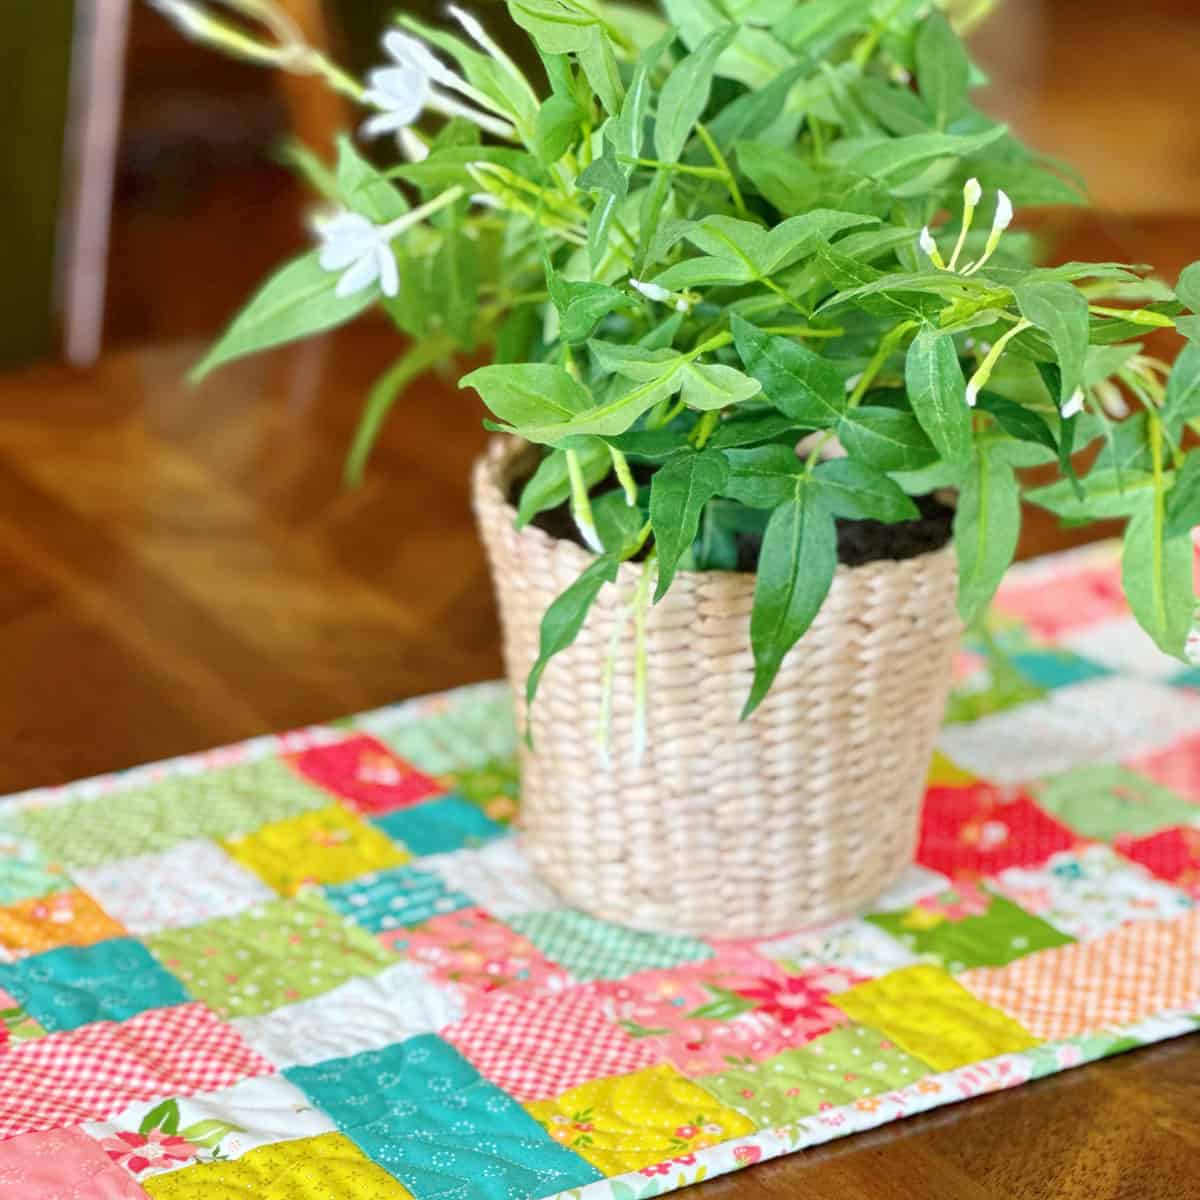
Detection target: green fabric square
<box><xmin>15</xmin><ymin>758</ymin><xmax>331</xmax><ymax>869</ymax></box>
<box><xmin>698</xmin><ymin>1024</ymin><xmax>927</xmax><ymax>1128</ymax></box>
<box><xmin>866</xmin><ymin>887</ymin><xmax>1072</xmax><ymax>972</ymax></box>
<box><xmin>1033</xmin><ymin>766</ymin><xmax>1197</xmax><ymax>841</ymax></box>
<box><xmin>368</xmin><ymin>688</ymin><xmax>517</xmax><ymax>775</ymax></box>
<box><xmin>144</xmin><ymin>892</ymin><xmax>396</xmax><ymax>1018</ymax></box>
<box><xmin>0</xmin><ymin>817</ymin><xmax>73</xmax><ymax>904</ymax></box>
<box><xmin>442</xmin><ymin>759</ymin><xmax>521</xmax><ymax>827</ymax></box>
<box><xmin>506</xmin><ymin>910</ymin><xmax>712</xmax><ymax>982</ymax></box>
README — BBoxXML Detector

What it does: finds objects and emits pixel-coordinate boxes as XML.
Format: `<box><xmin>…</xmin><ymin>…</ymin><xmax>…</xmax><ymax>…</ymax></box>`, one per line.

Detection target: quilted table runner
<box><xmin>3</xmin><ymin>540</ymin><xmax>1200</xmax><ymax>1200</ymax></box>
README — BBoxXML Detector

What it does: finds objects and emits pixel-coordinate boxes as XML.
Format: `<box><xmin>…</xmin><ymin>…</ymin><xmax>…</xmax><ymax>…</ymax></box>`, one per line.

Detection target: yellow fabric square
<box><xmin>524</xmin><ymin>1062</ymin><xmax>755</xmax><ymax>1177</ymax></box>
<box><xmin>832</xmin><ymin>964</ymin><xmax>1039</xmax><ymax>1072</ymax></box>
<box><xmin>926</xmin><ymin>750</ymin><xmax>977</xmax><ymax>788</ymax></box>
<box><xmin>142</xmin><ymin>1133</ymin><xmax>414</xmax><ymax>1199</ymax></box>
<box><xmin>221</xmin><ymin>806</ymin><xmax>408</xmax><ymax>896</ymax></box>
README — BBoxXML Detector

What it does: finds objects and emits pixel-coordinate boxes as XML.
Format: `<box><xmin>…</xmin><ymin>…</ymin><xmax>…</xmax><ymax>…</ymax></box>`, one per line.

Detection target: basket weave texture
<box><xmin>473</xmin><ymin>438</ymin><xmax>962</xmax><ymax>938</ymax></box>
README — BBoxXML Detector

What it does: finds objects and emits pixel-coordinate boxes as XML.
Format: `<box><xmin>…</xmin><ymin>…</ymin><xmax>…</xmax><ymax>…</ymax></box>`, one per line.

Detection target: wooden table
<box><xmin>2</xmin><ymin>319</ymin><xmax>1198</xmax><ymax>1197</ymax></box>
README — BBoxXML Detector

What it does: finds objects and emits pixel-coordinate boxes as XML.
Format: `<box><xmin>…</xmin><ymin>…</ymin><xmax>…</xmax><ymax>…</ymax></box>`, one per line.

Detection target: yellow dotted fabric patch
<box><xmin>524</xmin><ymin>1062</ymin><xmax>755</xmax><ymax>1177</ymax></box>
<box><xmin>221</xmin><ymin>806</ymin><xmax>408</xmax><ymax>896</ymax></box>
<box><xmin>832</xmin><ymin>963</ymin><xmax>1039</xmax><ymax>1072</ymax></box>
<box><xmin>0</xmin><ymin>889</ymin><xmax>126</xmax><ymax>956</ymax></box>
<box><xmin>142</xmin><ymin>1132</ymin><xmax>414</xmax><ymax>1199</ymax></box>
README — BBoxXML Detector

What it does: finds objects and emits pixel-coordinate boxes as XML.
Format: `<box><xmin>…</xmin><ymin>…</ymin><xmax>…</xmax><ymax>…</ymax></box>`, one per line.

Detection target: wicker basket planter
<box><xmin>473</xmin><ymin>437</ymin><xmax>962</xmax><ymax>938</ymax></box>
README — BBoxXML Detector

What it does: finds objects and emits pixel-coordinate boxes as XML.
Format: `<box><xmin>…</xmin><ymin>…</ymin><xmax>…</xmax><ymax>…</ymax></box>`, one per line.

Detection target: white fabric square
<box><xmin>423</xmin><ymin>839</ymin><xmax>566</xmax><ymax>917</ymax></box>
<box><xmin>992</xmin><ymin>845</ymin><xmax>1194</xmax><ymax>942</ymax></box>
<box><xmin>1059</xmin><ymin>615</ymin><xmax>1185</xmax><ymax>680</ymax></box>
<box><xmin>756</xmin><ymin>919</ymin><xmax>919</xmax><ymax>979</ymax></box>
<box><xmin>230</xmin><ymin>961</ymin><xmax>465</xmax><ymax>1069</ymax></box>
<box><xmin>82</xmin><ymin>1073</ymin><xmax>333</xmax><ymax>1179</ymax></box>
<box><xmin>937</xmin><ymin>677</ymin><xmax>1200</xmax><ymax>784</ymax></box>
<box><xmin>73</xmin><ymin>839</ymin><xmax>274</xmax><ymax>934</ymax></box>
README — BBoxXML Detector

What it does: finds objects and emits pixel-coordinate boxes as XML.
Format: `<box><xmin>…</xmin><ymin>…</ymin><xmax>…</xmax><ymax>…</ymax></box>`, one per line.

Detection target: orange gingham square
<box><xmin>960</xmin><ymin>910</ymin><xmax>1200</xmax><ymax>1041</ymax></box>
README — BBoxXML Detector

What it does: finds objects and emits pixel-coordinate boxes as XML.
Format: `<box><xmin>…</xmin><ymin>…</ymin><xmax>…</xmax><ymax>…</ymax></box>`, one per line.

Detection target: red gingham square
<box><xmin>0</xmin><ymin>1002</ymin><xmax>273</xmax><ymax>1139</ymax></box>
<box><xmin>442</xmin><ymin>987</ymin><xmax>662</xmax><ymax>1102</ymax></box>
<box><xmin>288</xmin><ymin>735</ymin><xmax>445</xmax><ymax>815</ymax></box>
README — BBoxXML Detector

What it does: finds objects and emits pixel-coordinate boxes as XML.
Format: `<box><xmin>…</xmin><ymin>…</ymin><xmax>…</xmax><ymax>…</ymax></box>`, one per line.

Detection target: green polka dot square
<box><xmin>697</xmin><ymin>1024</ymin><xmax>928</xmax><ymax>1128</ymax></box>
<box><xmin>866</xmin><ymin>887</ymin><xmax>1073</xmax><ymax>972</ymax></box>
<box><xmin>144</xmin><ymin>892</ymin><xmax>397</xmax><ymax>1018</ymax></box>
<box><xmin>15</xmin><ymin>758</ymin><xmax>331</xmax><ymax>870</ymax></box>
<box><xmin>506</xmin><ymin>910</ymin><xmax>713</xmax><ymax>982</ymax></box>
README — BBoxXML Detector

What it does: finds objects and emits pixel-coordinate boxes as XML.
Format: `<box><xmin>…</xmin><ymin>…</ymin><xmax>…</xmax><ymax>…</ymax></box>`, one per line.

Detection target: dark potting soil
<box><xmin>510</xmin><ymin>469</ymin><xmax>955</xmax><ymax>571</ymax></box>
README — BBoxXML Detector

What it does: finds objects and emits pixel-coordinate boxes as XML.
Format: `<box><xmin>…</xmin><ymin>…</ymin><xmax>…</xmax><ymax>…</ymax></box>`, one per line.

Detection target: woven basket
<box><xmin>473</xmin><ymin>437</ymin><xmax>962</xmax><ymax>938</ymax></box>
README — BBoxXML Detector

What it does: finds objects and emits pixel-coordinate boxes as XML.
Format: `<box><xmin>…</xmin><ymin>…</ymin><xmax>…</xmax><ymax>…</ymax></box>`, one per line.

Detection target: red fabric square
<box><xmin>917</xmin><ymin>783</ymin><xmax>1079</xmax><ymax>878</ymax></box>
<box><xmin>442</xmin><ymin>987</ymin><xmax>662</xmax><ymax>1102</ymax></box>
<box><xmin>1127</xmin><ymin>733</ymin><xmax>1200</xmax><ymax>802</ymax></box>
<box><xmin>0</xmin><ymin>1002</ymin><xmax>273</xmax><ymax>1139</ymax></box>
<box><xmin>992</xmin><ymin>562</ymin><xmax>1127</xmax><ymax>640</ymax></box>
<box><xmin>0</xmin><ymin>1127</ymin><xmax>148</xmax><ymax>1199</ymax></box>
<box><xmin>287</xmin><ymin>735</ymin><xmax>445</xmax><ymax>814</ymax></box>
<box><xmin>1116</xmin><ymin>827</ymin><xmax>1200</xmax><ymax>898</ymax></box>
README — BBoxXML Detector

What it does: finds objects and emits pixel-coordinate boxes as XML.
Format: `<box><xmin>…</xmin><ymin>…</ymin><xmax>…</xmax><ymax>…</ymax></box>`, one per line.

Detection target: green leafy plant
<box><xmin>163</xmin><ymin>0</ymin><xmax>1200</xmax><ymax>719</ymax></box>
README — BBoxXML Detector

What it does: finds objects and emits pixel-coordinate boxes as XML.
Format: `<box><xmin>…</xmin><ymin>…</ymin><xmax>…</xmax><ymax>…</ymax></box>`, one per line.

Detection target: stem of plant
<box><xmin>566</xmin><ymin>449</ymin><xmax>602</xmax><ymax>553</ymax></box>
<box><xmin>847</xmin><ymin>320</ymin><xmax>918</xmax><ymax>409</ymax></box>
<box><xmin>695</xmin><ymin>123</ymin><xmax>747</xmax><ymax>216</ymax></box>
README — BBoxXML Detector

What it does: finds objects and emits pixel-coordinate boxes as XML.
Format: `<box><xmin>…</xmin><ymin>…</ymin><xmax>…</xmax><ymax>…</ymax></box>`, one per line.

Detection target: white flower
<box><xmin>992</xmin><ymin>189</ymin><xmax>1014</xmax><ymax>234</ymax></box>
<box><xmin>361</xmin><ymin>27</ymin><xmax>515</xmax><ymax>141</ymax></box>
<box><xmin>963</xmin><ymin>177</ymin><xmax>983</xmax><ymax>207</ymax></box>
<box><xmin>964</xmin><ymin>379</ymin><xmax>980</xmax><ymax>407</ymax></box>
<box><xmin>316</xmin><ymin>212</ymin><xmax>399</xmax><ymax>298</ymax></box>
<box><xmin>919</xmin><ymin>225</ymin><xmax>945</xmax><ymax>268</ymax></box>
<box><xmin>629</xmin><ymin>277</ymin><xmax>673</xmax><ymax>304</ymax></box>
<box><xmin>1061</xmin><ymin>387</ymin><xmax>1085</xmax><ymax>419</ymax></box>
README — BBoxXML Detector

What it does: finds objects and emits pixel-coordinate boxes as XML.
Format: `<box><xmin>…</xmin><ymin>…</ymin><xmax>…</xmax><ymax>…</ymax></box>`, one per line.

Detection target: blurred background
<box><xmin>1</xmin><ymin>0</ymin><xmax>1199</xmax><ymax>785</ymax></box>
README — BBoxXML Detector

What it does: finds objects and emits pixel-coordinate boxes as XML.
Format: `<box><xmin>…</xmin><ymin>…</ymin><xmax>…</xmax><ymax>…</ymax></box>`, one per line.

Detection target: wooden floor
<box><xmin>2</xmin><ymin>0</ymin><xmax>1199</xmax><ymax>1195</ymax></box>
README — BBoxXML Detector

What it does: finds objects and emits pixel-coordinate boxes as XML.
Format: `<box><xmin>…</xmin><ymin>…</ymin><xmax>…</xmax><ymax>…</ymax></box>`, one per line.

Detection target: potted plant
<box><xmin>161</xmin><ymin>0</ymin><xmax>1200</xmax><ymax>937</ymax></box>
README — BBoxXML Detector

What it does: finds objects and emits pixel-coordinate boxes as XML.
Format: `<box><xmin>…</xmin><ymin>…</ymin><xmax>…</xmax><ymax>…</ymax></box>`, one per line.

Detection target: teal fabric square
<box><xmin>285</xmin><ymin>1034</ymin><xmax>601</xmax><ymax>1199</ymax></box>
<box><xmin>323</xmin><ymin>865</ymin><xmax>471</xmax><ymax>932</ymax></box>
<box><xmin>373</xmin><ymin>796</ymin><xmax>506</xmax><ymax>857</ymax></box>
<box><xmin>507</xmin><ymin>910</ymin><xmax>714</xmax><ymax>981</ymax></box>
<box><xmin>1170</xmin><ymin>667</ymin><xmax>1200</xmax><ymax>690</ymax></box>
<box><xmin>0</xmin><ymin>938</ymin><xmax>189</xmax><ymax>1031</ymax></box>
<box><xmin>1011</xmin><ymin>650</ymin><xmax>1111</xmax><ymax>690</ymax></box>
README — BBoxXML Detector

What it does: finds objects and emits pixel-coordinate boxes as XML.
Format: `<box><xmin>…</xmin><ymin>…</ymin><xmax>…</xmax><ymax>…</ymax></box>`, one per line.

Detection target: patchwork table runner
<box><xmin>3</xmin><ymin>539</ymin><xmax>1200</xmax><ymax>1200</ymax></box>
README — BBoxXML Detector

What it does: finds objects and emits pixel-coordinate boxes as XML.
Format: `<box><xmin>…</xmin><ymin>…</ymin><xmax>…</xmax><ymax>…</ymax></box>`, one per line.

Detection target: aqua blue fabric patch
<box><xmin>0</xmin><ymin>817</ymin><xmax>73</xmax><ymax>906</ymax></box>
<box><xmin>0</xmin><ymin>938</ymin><xmax>190</xmax><ymax>1031</ymax></box>
<box><xmin>1011</xmin><ymin>651</ymin><xmax>1111</xmax><ymax>690</ymax></box>
<box><xmin>285</xmin><ymin>1034</ymin><xmax>602</xmax><ymax>1200</ymax></box>
<box><xmin>1170</xmin><ymin>667</ymin><xmax>1200</xmax><ymax>690</ymax></box>
<box><xmin>372</xmin><ymin>796</ymin><xmax>506</xmax><ymax>857</ymax></box>
<box><xmin>323</xmin><ymin>865</ymin><xmax>472</xmax><ymax>932</ymax></box>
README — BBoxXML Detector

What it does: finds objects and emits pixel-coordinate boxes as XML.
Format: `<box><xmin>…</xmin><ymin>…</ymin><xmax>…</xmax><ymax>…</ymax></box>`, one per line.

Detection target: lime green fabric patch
<box><xmin>145</xmin><ymin>892</ymin><xmax>396</xmax><ymax>1019</ymax></box>
<box><xmin>697</xmin><ymin>1024</ymin><xmax>927</xmax><ymax>1128</ymax></box>
<box><xmin>1034</xmin><ymin>766</ymin><xmax>1196</xmax><ymax>840</ymax></box>
<box><xmin>15</xmin><ymin>759</ymin><xmax>330</xmax><ymax>870</ymax></box>
<box><xmin>866</xmin><ymin>886</ymin><xmax>1073</xmax><ymax>972</ymax></box>
<box><xmin>367</xmin><ymin>688</ymin><xmax>516</xmax><ymax>774</ymax></box>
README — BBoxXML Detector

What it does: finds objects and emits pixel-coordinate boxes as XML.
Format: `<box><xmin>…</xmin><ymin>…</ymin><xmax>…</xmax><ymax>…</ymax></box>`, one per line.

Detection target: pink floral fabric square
<box><xmin>380</xmin><ymin>906</ymin><xmax>570</xmax><ymax>1002</ymax></box>
<box><xmin>992</xmin><ymin>561</ymin><xmax>1128</xmax><ymax>640</ymax></box>
<box><xmin>587</xmin><ymin>947</ymin><xmax>858</xmax><ymax>1077</ymax></box>
<box><xmin>1127</xmin><ymin>733</ymin><xmax>1200</xmax><ymax>800</ymax></box>
<box><xmin>287</xmin><ymin>735</ymin><xmax>445</xmax><ymax>815</ymax></box>
<box><xmin>0</xmin><ymin>1127</ymin><xmax>149</xmax><ymax>1199</ymax></box>
<box><xmin>0</xmin><ymin>1002</ymin><xmax>273</xmax><ymax>1138</ymax></box>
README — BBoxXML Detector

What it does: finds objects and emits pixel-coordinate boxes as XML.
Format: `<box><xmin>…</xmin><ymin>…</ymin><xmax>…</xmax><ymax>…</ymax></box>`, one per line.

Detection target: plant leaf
<box><xmin>516</xmin><ymin>441</ymin><xmax>609</xmax><ymax>527</ymax></box>
<box><xmin>731</xmin><ymin>314</ymin><xmax>846</xmax><ymax>427</ymax></box>
<box><xmin>1165</xmin><ymin>450</ymin><xmax>1200</xmax><ymax>539</ymax></box>
<box><xmin>679</xmin><ymin>361</ymin><xmax>762</xmax><ymax>410</ymax></box>
<box><xmin>654</xmin><ymin>28</ymin><xmax>736</xmax><ymax>164</ymax></box>
<box><xmin>814</xmin><ymin>457</ymin><xmax>920</xmax><ymax>523</ymax></box>
<box><xmin>527</xmin><ymin>553</ymin><xmax>620</xmax><ymax>707</ymax></box>
<box><xmin>1162</xmin><ymin>340</ymin><xmax>1200</xmax><ymax>440</ymax></box>
<box><xmin>914</xmin><ymin>12</ymin><xmax>970</xmax><ymax>130</ymax></box>
<box><xmin>706</xmin><ymin>411</ymin><xmax>800</xmax><ymax>449</ymax></box>
<box><xmin>335</xmin><ymin>135</ymin><xmax>408</xmax><ymax>222</ymax></box>
<box><xmin>548</xmin><ymin>271</ymin><xmax>626</xmax><ymax>344</ymax></box>
<box><xmin>745</xmin><ymin>482</ymin><xmax>838</xmax><ymax>715</ymax></box>
<box><xmin>191</xmin><ymin>251</ymin><xmax>374</xmax><ymax>381</ymax></box>
<box><xmin>649</xmin><ymin>449</ymin><xmax>730</xmax><ymax>598</ymax></box>
<box><xmin>837</xmin><ymin>407</ymin><xmax>939</xmax><ymax>472</ymax></box>
<box><xmin>974</xmin><ymin>392</ymin><xmax>1058</xmax><ymax>455</ymax></box>
<box><xmin>1015</xmin><ymin>280</ymin><xmax>1090</xmax><ymax>410</ymax></box>
<box><xmin>722</xmin><ymin>445</ymin><xmax>804</xmax><ymax>508</ymax></box>
<box><xmin>1176</xmin><ymin>261</ymin><xmax>1200</xmax><ymax>313</ymax></box>
<box><xmin>1123</xmin><ymin>498</ymin><xmax>1193</xmax><ymax>657</ymax></box>
<box><xmin>954</xmin><ymin>446</ymin><xmax>1022</xmax><ymax>626</ymax></box>
<box><xmin>905</xmin><ymin>326</ymin><xmax>972</xmax><ymax>465</ymax></box>
<box><xmin>1026</xmin><ymin>469</ymin><xmax>1160</xmax><ymax>520</ymax></box>
<box><xmin>461</xmin><ymin>363</ymin><xmax>594</xmax><ymax>442</ymax></box>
